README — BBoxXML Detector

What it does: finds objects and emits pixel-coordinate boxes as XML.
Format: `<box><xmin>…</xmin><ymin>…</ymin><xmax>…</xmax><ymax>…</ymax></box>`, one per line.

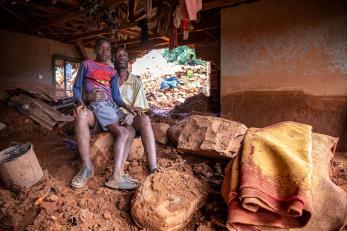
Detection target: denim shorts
<box><xmin>88</xmin><ymin>101</ymin><xmax>125</xmax><ymax>131</ymax></box>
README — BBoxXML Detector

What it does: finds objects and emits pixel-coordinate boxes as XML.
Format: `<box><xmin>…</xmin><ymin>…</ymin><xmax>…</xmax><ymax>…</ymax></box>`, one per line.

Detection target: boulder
<box><xmin>131</xmin><ymin>169</ymin><xmax>209</xmax><ymax>231</ymax></box>
<box><xmin>168</xmin><ymin>115</ymin><xmax>247</xmax><ymax>158</ymax></box>
<box><xmin>152</xmin><ymin>123</ymin><xmax>171</xmax><ymax>144</ymax></box>
<box><xmin>90</xmin><ymin>133</ymin><xmax>144</xmax><ymax>173</ymax></box>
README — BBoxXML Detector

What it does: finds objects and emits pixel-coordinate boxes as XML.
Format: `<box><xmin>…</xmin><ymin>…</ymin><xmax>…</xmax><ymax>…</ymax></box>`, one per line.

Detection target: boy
<box><xmin>71</xmin><ymin>38</ymin><xmax>138</xmax><ymax>190</ymax></box>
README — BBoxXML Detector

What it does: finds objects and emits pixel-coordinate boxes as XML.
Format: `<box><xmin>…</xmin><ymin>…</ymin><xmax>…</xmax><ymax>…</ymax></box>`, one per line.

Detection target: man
<box><xmin>114</xmin><ymin>47</ymin><xmax>158</xmax><ymax>174</ymax></box>
<box><xmin>71</xmin><ymin>38</ymin><xmax>138</xmax><ymax>190</ymax></box>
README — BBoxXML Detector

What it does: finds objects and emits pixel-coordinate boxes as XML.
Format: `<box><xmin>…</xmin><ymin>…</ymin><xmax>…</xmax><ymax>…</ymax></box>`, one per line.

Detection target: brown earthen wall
<box><xmin>0</xmin><ymin>29</ymin><xmax>94</xmax><ymax>96</ymax></box>
<box><xmin>221</xmin><ymin>0</ymin><xmax>347</xmax><ymax>149</ymax></box>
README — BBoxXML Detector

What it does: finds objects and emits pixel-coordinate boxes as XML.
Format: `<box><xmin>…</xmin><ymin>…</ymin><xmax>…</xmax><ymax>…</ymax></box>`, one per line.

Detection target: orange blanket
<box><xmin>222</xmin><ymin>122</ymin><xmax>313</xmax><ymax>230</ymax></box>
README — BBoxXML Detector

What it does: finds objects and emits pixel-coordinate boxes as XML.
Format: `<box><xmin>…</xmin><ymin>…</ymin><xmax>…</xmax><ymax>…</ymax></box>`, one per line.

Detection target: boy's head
<box><xmin>95</xmin><ymin>38</ymin><xmax>112</xmax><ymax>62</ymax></box>
<box><xmin>114</xmin><ymin>47</ymin><xmax>129</xmax><ymax>70</ymax></box>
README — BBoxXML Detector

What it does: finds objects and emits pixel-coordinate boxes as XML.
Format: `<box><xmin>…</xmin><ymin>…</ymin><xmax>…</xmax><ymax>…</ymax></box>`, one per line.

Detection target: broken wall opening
<box><xmin>131</xmin><ymin>46</ymin><xmax>214</xmax><ymax>113</ymax></box>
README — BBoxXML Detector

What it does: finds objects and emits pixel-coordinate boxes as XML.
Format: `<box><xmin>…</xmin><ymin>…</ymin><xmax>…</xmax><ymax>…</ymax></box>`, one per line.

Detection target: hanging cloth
<box><xmin>180</xmin><ymin>0</ymin><xmax>202</xmax><ymax>21</ymax></box>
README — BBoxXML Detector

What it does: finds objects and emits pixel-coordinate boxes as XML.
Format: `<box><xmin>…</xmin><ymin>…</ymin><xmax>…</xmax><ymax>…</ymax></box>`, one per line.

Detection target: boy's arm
<box><xmin>73</xmin><ymin>63</ymin><xmax>86</xmax><ymax>106</ymax></box>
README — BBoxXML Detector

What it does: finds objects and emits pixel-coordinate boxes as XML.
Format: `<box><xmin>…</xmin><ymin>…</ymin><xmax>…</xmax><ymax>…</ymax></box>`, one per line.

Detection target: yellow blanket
<box><xmin>222</xmin><ymin>121</ymin><xmax>313</xmax><ymax>230</ymax></box>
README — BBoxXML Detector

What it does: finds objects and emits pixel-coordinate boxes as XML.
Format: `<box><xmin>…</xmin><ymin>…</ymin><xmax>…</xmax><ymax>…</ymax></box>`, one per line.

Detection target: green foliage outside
<box><xmin>162</xmin><ymin>46</ymin><xmax>207</xmax><ymax>66</ymax></box>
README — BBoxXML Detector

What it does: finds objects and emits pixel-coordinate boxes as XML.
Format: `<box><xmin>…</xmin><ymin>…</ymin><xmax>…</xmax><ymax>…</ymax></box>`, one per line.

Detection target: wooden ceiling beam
<box><xmin>69</xmin><ymin>29</ymin><xmax>109</xmax><ymax>41</ymax></box>
<box><xmin>117</xmin><ymin>35</ymin><xmax>170</xmax><ymax>45</ymax></box>
<box><xmin>202</xmin><ymin>0</ymin><xmax>252</xmax><ymax>11</ymax></box>
<box><xmin>30</xmin><ymin>9</ymin><xmax>83</xmax><ymax>31</ymax></box>
<box><xmin>74</xmin><ymin>39</ymin><xmax>88</xmax><ymax>60</ymax></box>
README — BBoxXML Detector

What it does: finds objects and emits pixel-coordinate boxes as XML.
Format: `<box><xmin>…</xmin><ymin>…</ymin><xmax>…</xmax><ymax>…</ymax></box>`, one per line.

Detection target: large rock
<box><xmin>168</xmin><ymin>115</ymin><xmax>247</xmax><ymax>158</ymax></box>
<box><xmin>131</xmin><ymin>169</ymin><xmax>209</xmax><ymax>231</ymax></box>
<box><xmin>152</xmin><ymin>123</ymin><xmax>171</xmax><ymax>144</ymax></box>
<box><xmin>90</xmin><ymin>133</ymin><xmax>144</xmax><ymax>173</ymax></box>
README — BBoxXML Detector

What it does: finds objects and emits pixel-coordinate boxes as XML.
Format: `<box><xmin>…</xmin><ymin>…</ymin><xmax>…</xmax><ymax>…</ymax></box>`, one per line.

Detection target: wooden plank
<box><xmin>30</xmin><ymin>9</ymin><xmax>83</xmax><ymax>31</ymax></box>
<box><xmin>202</xmin><ymin>0</ymin><xmax>247</xmax><ymax>11</ymax></box>
<box><xmin>0</xmin><ymin>5</ymin><xmax>29</xmax><ymax>24</ymax></box>
<box><xmin>74</xmin><ymin>39</ymin><xmax>88</xmax><ymax>60</ymax></box>
<box><xmin>117</xmin><ymin>35</ymin><xmax>170</xmax><ymax>45</ymax></box>
<box><xmin>69</xmin><ymin>29</ymin><xmax>108</xmax><ymax>41</ymax></box>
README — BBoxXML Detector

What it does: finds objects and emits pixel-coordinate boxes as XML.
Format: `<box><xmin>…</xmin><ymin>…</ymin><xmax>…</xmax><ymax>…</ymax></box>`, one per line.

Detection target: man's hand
<box><xmin>121</xmin><ymin>113</ymin><xmax>134</xmax><ymax>126</ymax></box>
<box><xmin>74</xmin><ymin>102</ymin><xmax>86</xmax><ymax>116</ymax></box>
<box><xmin>133</xmin><ymin>107</ymin><xmax>144</xmax><ymax>115</ymax></box>
<box><xmin>87</xmin><ymin>89</ymin><xmax>107</xmax><ymax>102</ymax></box>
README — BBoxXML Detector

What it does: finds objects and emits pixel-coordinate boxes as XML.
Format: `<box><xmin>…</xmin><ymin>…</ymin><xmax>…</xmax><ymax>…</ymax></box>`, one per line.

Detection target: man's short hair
<box><xmin>114</xmin><ymin>46</ymin><xmax>128</xmax><ymax>54</ymax></box>
<box><xmin>95</xmin><ymin>38</ymin><xmax>111</xmax><ymax>49</ymax></box>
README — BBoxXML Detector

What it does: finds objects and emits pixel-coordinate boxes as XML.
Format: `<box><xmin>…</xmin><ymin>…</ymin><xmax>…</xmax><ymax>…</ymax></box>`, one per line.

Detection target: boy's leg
<box><xmin>71</xmin><ymin>109</ymin><xmax>97</xmax><ymax>188</ymax></box>
<box><xmin>105</xmin><ymin>123</ymin><xmax>138</xmax><ymax>190</ymax></box>
<box><xmin>132</xmin><ymin>115</ymin><xmax>158</xmax><ymax>173</ymax></box>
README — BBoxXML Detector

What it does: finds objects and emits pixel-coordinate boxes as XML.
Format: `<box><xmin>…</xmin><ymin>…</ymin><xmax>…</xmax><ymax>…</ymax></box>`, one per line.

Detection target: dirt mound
<box><xmin>131</xmin><ymin>169</ymin><xmax>210</xmax><ymax>230</ymax></box>
<box><xmin>172</xmin><ymin>93</ymin><xmax>214</xmax><ymax>114</ymax></box>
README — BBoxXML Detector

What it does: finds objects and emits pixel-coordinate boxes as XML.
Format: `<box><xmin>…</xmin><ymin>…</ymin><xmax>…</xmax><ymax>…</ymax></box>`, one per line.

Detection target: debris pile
<box><xmin>6</xmin><ymin>88</ymin><xmax>74</xmax><ymax>130</ymax></box>
<box><xmin>141</xmin><ymin>65</ymin><xmax>208</xmax><ymax>109</ymax></box>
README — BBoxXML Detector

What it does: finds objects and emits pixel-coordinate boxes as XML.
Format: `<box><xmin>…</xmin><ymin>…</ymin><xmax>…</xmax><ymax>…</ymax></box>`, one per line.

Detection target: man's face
<box><xmin>96</xmin><ymin>42</ymin><xmax>111</xmax><ymax>62</ymax></box>
<box><xmin>114</xmin><ymin>49</ymin><xmax>129</xmax><ymax>69</ymax></box>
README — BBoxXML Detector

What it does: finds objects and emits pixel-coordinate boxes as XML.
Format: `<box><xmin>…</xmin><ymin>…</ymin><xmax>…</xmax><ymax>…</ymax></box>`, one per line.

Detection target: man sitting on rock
<box><xmin>71</xmin><ymin>38</ymin><xmax>138</xmax><ymax>190</ymax></box>
<box><xmin>113</xmin><ymin>47</ymin><xmax>158</xmax><ymax>174</ymax></box>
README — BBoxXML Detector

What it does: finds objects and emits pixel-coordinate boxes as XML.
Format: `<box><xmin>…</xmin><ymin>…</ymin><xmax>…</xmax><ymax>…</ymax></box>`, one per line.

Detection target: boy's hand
<box><xmin>87</xmin><ymin>89</ymin><xmax>107</xmax><ymax>102</ymax></box>
<box><xmin>121</xmin><ymin>113</ymin><xmax>134</xmax><ymax>126</ymax></box>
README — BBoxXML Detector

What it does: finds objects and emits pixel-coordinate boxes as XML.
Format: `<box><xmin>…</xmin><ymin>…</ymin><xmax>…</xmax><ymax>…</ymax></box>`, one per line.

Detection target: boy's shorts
<box><xmin>88</xmin><ymin>101</ymin><xmax>125</xmax><ymax>131</ymax></box>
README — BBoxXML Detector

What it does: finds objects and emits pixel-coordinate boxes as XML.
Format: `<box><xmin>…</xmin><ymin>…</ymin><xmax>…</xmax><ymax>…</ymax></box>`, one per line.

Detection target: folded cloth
<box><xmin>222</xmin><ymin>121</ymin><xmax>313</xmax><ymax>230</ymax></box>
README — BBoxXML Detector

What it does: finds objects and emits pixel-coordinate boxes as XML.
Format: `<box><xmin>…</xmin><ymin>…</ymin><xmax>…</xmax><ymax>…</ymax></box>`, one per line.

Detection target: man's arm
<box><xmin>132</xmin><ymin>78</ymin><xmax>149</xmax><ymax>113</ymax></box>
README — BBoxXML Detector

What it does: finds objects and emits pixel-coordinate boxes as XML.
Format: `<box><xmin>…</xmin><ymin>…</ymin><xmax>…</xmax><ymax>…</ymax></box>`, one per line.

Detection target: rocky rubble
<box><xmin>168</xmin><ymin>115</ymin><xmax>248</xmax><ymax>158</ymax></box>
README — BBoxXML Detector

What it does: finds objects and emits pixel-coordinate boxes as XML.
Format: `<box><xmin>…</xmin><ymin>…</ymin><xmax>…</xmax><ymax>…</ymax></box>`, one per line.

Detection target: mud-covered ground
<box><xmin>0</xmin><ymin>106</ymin><xmax>345</xmax><ymax>231</ymax></box>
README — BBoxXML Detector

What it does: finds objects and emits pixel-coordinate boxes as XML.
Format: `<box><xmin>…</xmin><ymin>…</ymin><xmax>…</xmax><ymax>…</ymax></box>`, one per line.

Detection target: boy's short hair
<box><xmin>95</xmin><ymin>38</ymin><xmax>111</xmax><ymax>49</ymax></box>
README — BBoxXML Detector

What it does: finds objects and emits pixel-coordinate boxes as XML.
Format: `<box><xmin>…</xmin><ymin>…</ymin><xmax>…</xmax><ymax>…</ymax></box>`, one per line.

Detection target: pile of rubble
<box><xmin>141</xmin><ymin>65</ymin><xmax>208</xmax><ymax>109</ymax></box>
<box><xmin>5</xmin><ymin>88</ymin><xmax>75</xmax><ymax>130</ymax></box>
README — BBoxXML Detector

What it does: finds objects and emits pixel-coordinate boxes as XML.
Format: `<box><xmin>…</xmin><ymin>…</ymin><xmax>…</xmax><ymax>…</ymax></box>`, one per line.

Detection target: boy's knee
<box><xmin>75</xmin><ymin>111</ymin><xmax>89</xmax><ymax>125</ymax></box>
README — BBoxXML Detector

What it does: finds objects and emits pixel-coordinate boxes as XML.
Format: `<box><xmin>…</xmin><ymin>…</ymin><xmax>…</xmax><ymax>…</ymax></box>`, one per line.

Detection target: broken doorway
<box><xmin>53</xmin><ymin>56</ymin><xmax>80</xmax><ymax>99</ymax></box>
<box><xmin>131</xmin><ymin>46</ymin><xmax>210</xmax><ymax>112</ymax></box>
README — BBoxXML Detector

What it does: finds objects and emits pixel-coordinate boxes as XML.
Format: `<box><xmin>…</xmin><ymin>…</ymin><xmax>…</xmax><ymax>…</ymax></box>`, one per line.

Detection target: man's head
<box><xmin>114</xmin><ymin>47</ymin><xmax>129</xmax><ymax>70</ymax></box>
<box><xmin>95</xmin><ymin>38</ymin><xmax>112</xmax><ymax>63</ymax></box>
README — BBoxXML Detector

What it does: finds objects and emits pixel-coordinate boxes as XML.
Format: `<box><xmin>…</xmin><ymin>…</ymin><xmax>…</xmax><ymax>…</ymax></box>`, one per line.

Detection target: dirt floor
<box><xmin>0</xmin><ymin>106</ymin><xmax>346</xmax><ymax>231</ymax></box>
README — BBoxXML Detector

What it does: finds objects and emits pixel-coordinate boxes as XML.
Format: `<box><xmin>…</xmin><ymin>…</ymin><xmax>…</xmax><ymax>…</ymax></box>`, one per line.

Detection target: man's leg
<box><xmin>121</xmin><ymin>125</ymin><xmax>136</xmax><ymax>170</ymax></box>
<box><xmin>105</xmin><ymin>123</ymin><xmax>138</xmax><ymax>189</ymax></box>
<box><xmin>132</xmin><ymin>115</ymin><xmax>158</xmax><ymax>173</ymax></box>
<box><xmin>71</xmin><ymin>109</ymin><xmax>96</xmax><ymax>188</ymax></box>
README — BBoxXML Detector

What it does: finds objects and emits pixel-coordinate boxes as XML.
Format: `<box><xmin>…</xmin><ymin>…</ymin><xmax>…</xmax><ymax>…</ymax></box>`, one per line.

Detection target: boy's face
<box><xmin>114</xmin><ymin>49</ymin><xmax>128</xmax><ymax>69</ymax></box>
<box><xmin>96</xmin><ymin>41</ymin><xmax>111</xmax><ymax>62</ymax></box>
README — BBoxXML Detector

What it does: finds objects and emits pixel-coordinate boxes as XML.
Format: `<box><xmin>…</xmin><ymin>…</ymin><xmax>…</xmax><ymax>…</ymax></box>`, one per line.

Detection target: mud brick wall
<box><xmin>221</xmin><ymin>0</ymin><xmax>347</xmax><ymax>149</ymax></box>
